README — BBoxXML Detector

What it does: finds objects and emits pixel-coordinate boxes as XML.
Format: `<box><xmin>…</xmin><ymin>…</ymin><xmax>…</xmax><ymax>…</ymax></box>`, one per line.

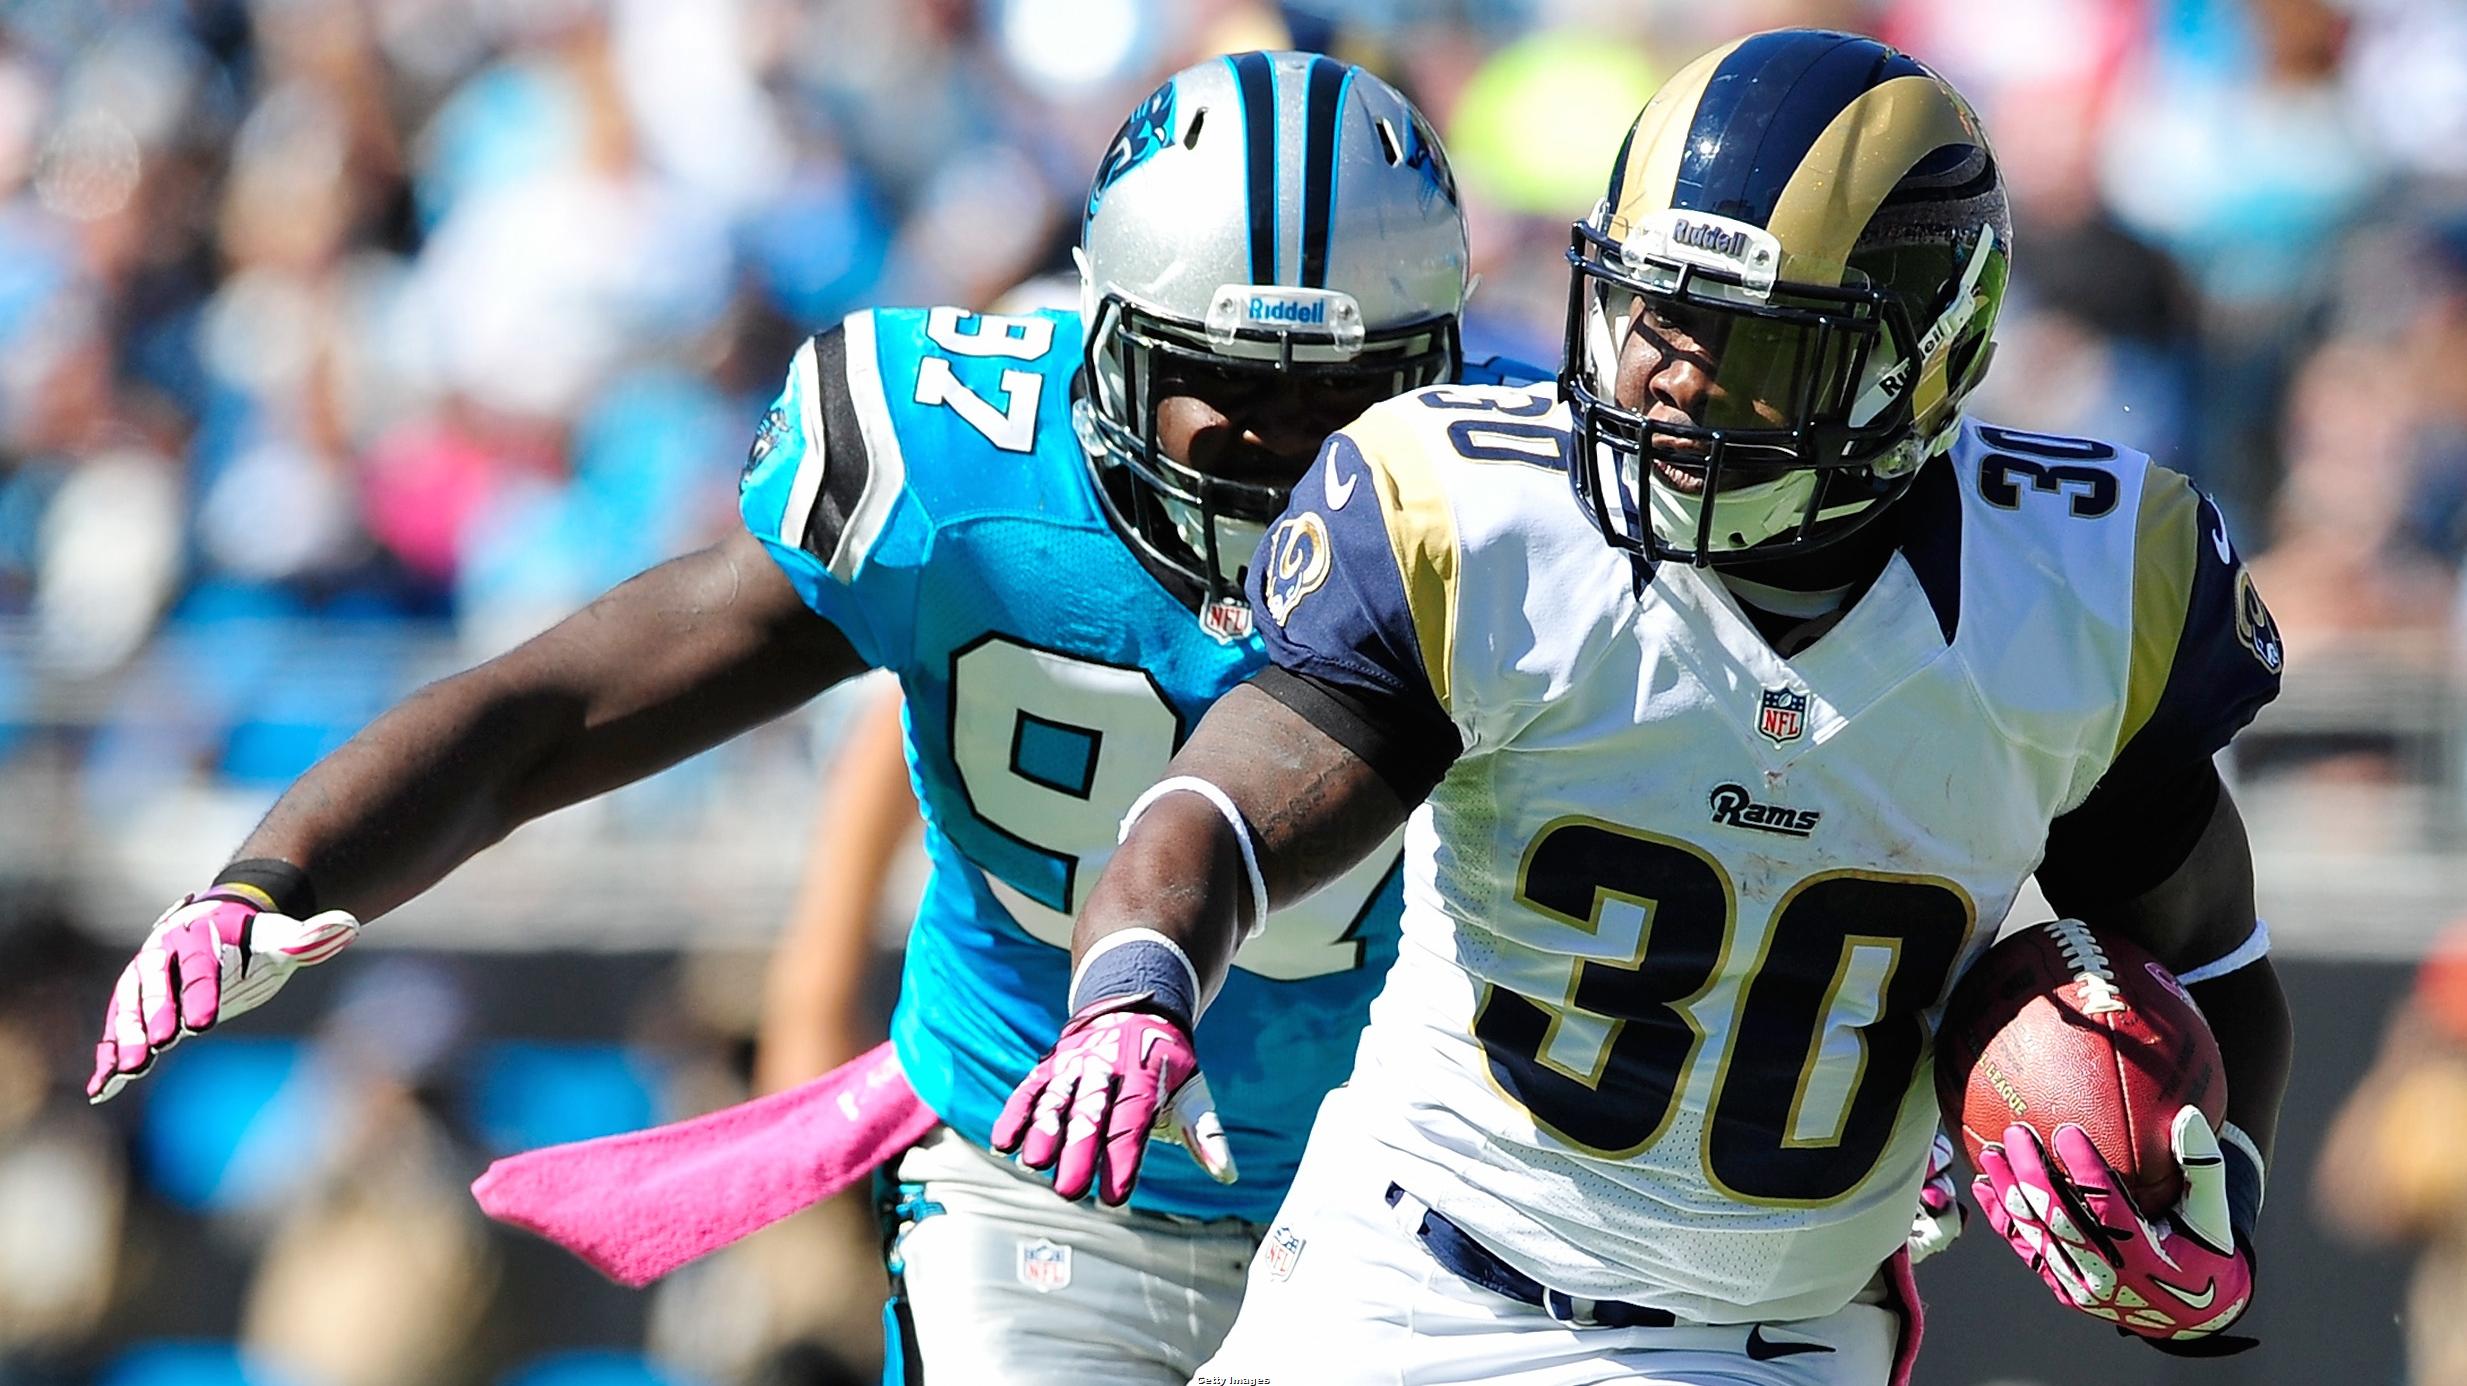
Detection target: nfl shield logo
<box><xmin>1757</xmin><ymin>687</ymin><xmax>1808</xmax><ymax>746</ymax></box>
<box><xmin>1199</xmin><ymin>597</ymin><xmax>1255</xmax><ymax>644</ymax></box>
<box><xmin>1262</xmin><ymin>1225</ymin><xmax>1305</xmax><ymax>1282</ymax></box>
<box><xmin>1017</xmin><ymin>1238</ymin><xmax>1072</xmax><ymax>1294</ymax></box>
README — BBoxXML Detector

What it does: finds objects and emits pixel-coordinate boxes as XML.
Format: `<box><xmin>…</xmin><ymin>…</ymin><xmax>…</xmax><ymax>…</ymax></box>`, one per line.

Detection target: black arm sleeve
<box><xmin>2042</xmin><ymin>477</ymin><xmax>2283</xmax><ymax>914</ymax></box>
<box><xmin>1249</xmin><ymin>664</ymin><xmax>1461</xmax><ymax>807</ymax></box>
<box><xmin>2036</xmin><ymin>754</ymin><xmax>2223</xmax><ymax>915</ymax></box>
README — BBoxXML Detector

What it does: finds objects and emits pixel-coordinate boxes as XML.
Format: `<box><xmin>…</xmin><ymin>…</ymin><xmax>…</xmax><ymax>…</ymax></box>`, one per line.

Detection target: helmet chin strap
<box><xmin>1642</xmin><ymin>466</ymin><xmax>1860</xmax><ymax>558</ymax></box>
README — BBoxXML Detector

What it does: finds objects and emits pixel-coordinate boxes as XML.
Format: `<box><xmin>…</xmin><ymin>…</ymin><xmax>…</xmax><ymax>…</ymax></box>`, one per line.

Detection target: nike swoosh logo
<box><xmin>1744</xmin><ymin>1325</ymin><xmax>1834</xmax><ymax>1361</ymax></box>
<box><xmin>1324</xmin><ymin>453</ymin><xmax>1357</xmax><ymax>510</ymax></box>
<box><xmin>2151</xmin><ymin>1275</ymin><xmax>2218</xmax><ymax>1310</ymax></box>
<box><xmin>1138</xmin><ymin>1029</ymin><xmax>1166</xmax><ymax>1065</ymax></box>
<box><xmin>2208</xmin><ymin>503</ymin><xmax>2234</xmax><ymax>564</ymax></box>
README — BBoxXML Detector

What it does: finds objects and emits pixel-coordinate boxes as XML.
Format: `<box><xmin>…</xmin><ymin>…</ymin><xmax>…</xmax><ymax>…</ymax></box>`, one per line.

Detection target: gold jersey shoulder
<box><xmin>1339</xmin><ymin>380</ymin><xmax>1566</xmax><ymax>471</ymax></box>
<box><xmin>1262</xmin><ymin>381</ymin><xmax>1571</xmax><ymax>716</ymax></box>
<box><xmin>1942</xmin><ymin>421</ymin><xmax>2279</xmax><ymax>771</ymax></box>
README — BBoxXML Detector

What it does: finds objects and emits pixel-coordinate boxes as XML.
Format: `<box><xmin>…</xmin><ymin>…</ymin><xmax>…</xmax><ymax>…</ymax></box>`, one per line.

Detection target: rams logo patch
<box><xmin>1262</xmin><ymin>512</ymin><xmax>1332</xmax><ymax>627</ymax></box>
<box><xmin>1708</xmin><ymin>782</ymin><xmax>1821</xmax><ymax>838</ymax></box>
<box><xmin>2233</xmin><ymin>567</ymin><xmax>2282</xmax><ymax>674</ymax></box>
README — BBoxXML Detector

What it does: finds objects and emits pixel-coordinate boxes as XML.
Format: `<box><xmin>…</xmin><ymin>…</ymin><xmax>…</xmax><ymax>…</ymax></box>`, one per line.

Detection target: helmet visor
<box><xmin>1089</xmin><ymin>296</ymin><xmax>1457</xmax><ymax>524</ymax></box>
<box><xmin>1575</xmin><ymin>233</ymin><xmax>1898</xmax><ymax>455</ymax></box>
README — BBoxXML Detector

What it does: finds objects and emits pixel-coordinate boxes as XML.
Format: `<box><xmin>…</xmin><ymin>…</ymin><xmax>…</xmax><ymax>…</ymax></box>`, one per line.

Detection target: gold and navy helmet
<box><xmin>1562</xmin><ymin>30</ymin><xmax>2010</xmax><ymax>567</ymax></box>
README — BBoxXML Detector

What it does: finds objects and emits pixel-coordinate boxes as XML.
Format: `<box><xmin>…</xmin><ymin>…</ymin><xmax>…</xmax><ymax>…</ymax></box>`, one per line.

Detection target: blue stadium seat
<box><xmin>134</xmin><ymin>1038</ymin><xmax>314</xmax><ymax>1212</ymax></box>
<box><xmin>100</xmin><ymin>1341</ymin><xmax>301</xmax><ymax>1386</ymax></box>
<box><xmin>464</xmin><ymin>1041</ymin><xmax>662</xmax><ymax>1155</ymax></box>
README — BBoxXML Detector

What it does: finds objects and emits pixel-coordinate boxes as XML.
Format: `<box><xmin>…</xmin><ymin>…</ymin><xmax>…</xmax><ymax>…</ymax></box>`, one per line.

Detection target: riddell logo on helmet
<box><xmin>1247</xmin><ymin>295</ymin><xmax>1327</xmax><ymax>325</ymax></box>
<box><xmin>1671</xmin><ymin>219</ymin><xmax>1751</xmax><ymax>260</ymax></box>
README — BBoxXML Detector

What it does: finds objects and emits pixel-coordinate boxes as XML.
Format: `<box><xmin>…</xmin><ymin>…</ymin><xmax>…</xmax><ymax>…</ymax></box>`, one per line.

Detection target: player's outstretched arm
<box><xmin>89</xmin><ymin>528</ymin><xmax>867</xmax><ymax>1102</ymax></box>
<box><xmin>996</xmin><ymin>416</ymin><xmax>1459</xmax><ymax>1202</ymax></box>
<box><xmin>991</xmin><ymin>681</ymin><xmax>1414</xmax><ymax>1203</ymax></box>
<box><xmin>240</xmin><ymin>528</ymin><xmax>864</xmax><ymax>916</ymax></box>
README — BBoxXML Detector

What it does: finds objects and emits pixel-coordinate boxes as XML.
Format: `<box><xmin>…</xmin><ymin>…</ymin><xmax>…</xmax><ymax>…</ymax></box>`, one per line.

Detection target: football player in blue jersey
<box><xmin>82</xmin><ymin>52</ymin><xmax>1536</xmax><ymax>1384</ymax></box>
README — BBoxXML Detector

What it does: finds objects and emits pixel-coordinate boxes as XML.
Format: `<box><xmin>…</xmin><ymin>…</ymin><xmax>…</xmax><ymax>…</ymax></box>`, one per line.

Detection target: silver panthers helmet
<box><xmin>1076</xmin><ymin>52</ymin><xmax>1470</xmax><ymax>615</ymax></box>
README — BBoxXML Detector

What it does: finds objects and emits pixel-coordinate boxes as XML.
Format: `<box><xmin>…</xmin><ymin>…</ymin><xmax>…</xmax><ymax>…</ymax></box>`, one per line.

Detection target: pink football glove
<box><xmin>88</xmin><ymin>891</ymin><xmax>362</xmax><ymax>1104</ymax></box>
<box><xmin>991</xmin><ymin>992</ymin><xmax>1236</xmax><ymax>1205</ymax></box>
<box><xmin>1908</xmin><ymin>1128</ymin><xmax>1967</xmax><ymax>1265</ymax></box>
<box><xmin>1974</xmin><ymin>1110</ymin><xmax>2259</xmax><ymax>1352</ymax></box>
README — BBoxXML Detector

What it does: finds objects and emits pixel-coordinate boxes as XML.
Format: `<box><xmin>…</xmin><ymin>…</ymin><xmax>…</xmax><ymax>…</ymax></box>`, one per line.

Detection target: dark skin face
<box><xmin>1614</xmin><ymin>295</ymin><xmax>1907</xmax><ymax>594</ymax></box>
<box><xmin>1151</xmin><ymin>358</ymin><xmax>1396</xmax><ymax>487</ymax></box>
<box><xmin>1612</xmin><ymin>298</ymin><xmax>1793</xmax><ymax>495</ymax></box>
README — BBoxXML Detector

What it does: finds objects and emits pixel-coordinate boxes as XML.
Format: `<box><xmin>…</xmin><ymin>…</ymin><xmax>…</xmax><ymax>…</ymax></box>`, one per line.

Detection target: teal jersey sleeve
<box><xmin>736</xmin><ymin>306</ymin><xmax>1083</xmax><ymax>667</ymax></box>
<box><xmin>736</xmin><ymin>319</ymin><xmax>906</xmax><ymax>665</ymax></box>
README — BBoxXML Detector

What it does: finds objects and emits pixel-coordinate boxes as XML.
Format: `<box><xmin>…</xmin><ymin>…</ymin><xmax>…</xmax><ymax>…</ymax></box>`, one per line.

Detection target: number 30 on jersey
<box><xmin>1476</xmin><ymin>816</ymin><xmax>1973</xmax><ymax>1205</ymax></box>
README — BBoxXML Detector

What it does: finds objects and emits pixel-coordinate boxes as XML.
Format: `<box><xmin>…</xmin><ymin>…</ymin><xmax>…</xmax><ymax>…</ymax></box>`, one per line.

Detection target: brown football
<box><xmin>1934</xmin><ymin>918</ymin><xmax>2226</xmax><ymax>1214</ymax></box>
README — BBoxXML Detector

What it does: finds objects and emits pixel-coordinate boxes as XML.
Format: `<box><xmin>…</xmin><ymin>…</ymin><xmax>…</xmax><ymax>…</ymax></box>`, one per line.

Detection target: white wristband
<box><xmin>1119</xmin><ymin>775</ymin><xmax>1271</xmax><ymax>941</ymax></box>
<box><xmin>2177</xmin><ymin>919</ymin><xmax>2270</xmax><ymax>985</ymax></box>
<box><xmin>2218</xmin><ymin>1120</ymin><xmax>2267</xmax><ymax>1208</ymax></box>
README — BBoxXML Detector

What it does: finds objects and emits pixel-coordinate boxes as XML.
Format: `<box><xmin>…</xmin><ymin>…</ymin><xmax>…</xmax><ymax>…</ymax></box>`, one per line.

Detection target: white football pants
<box><xmin>883</xmin><ymin>1125</ymin><xmax>1261</xmax><ymax>1385</ymax></box>
<box><xmin>1194</xmin><ymin>1087</ymin><xmax>1904</xmax><ymax>1386</ymax></box>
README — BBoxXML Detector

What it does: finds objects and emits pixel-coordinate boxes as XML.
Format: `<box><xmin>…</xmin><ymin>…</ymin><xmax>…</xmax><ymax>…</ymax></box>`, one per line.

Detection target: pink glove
<box><xmin>1974</xmin><ymin>1111</ymin><xmax>2259</xmax><ymax>1351</ymax></box>
<box><xmin>1907</xmin><ymin>1128</ymin><xmax>1967</xmax><ymax>1265</ymax></box>
<box><xmin>88</xmin><ymin>891</ymin><xmax>362</xmax><ymax>1104</ymax></box>
<box><xmin>991</xmin><ymin>993</ymin><xmax>1236</xmax><ymax>1205</ymax></box>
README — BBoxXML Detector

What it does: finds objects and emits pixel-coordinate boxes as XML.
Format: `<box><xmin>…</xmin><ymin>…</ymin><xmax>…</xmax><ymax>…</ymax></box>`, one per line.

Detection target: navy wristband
<box><xmin>1068</xmin><ymin>933</ymin><xmax>1200</xmax><ymax>1033</ymax></box>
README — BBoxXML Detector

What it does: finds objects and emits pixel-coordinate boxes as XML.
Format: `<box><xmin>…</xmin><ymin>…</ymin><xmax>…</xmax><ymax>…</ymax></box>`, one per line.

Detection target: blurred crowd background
<box><xmin>3</xmin><ymin>0</ymin><xmax>2467</xmax><ymax>1383</ymax></box>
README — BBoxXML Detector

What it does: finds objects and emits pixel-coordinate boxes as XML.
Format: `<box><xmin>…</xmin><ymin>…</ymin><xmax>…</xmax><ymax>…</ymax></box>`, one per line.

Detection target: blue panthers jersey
<box><xmin>739</xmin><ymin>305</ymin><xmax>1533</xmax><ymax>1220</ymax></box>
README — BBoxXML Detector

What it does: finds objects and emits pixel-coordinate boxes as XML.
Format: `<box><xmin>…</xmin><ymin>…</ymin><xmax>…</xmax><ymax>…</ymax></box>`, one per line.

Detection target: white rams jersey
<box><xmin>1249</xmin><ymin>381</ymin><xmax>2281</xmax><ymax>1324</ymax></box>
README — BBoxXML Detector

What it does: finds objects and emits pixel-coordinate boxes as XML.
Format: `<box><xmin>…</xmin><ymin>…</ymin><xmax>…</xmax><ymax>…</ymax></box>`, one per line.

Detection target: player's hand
<box><xmin>990</xmin><ymin>992</ymin><xmax>1236</xmax><ymax>1204</ymax></box>
<box><xmin>1907</xmin><ymin>1128</ymin><xmax>1967</xmax><ymax>1265</ymax></box>
<box><xmin>1973</xmin><ymin>1111</ymin><xmax>2258</xmax><ymax>1352</ymax></box>
<box><xmin>87</xmin><ymin>891</ymin><xmax>362</xmax><ymax>1104</ymax></box>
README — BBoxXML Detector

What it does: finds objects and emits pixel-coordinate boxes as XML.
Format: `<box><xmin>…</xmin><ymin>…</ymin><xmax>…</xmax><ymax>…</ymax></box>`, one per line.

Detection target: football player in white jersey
<box><xmin>995</xmin><ymin>29</ymin><xmax>2291</xmax><ymax>1385</ymax></box>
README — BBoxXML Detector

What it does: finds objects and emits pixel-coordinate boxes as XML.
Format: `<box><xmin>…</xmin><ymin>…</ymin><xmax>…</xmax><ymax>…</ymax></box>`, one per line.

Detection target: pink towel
<box><xmin>471</xmin><ymin>1040</ymin><xmax>937</xmax><ymax>1287</ymax></box>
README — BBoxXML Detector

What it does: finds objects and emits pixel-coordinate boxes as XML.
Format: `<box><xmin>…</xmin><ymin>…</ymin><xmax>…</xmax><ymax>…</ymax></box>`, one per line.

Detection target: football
<box><xmin>1934</xmin><ymin>918</ymin><xmax>2226</xmax><ymax>1214</ymax></box>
